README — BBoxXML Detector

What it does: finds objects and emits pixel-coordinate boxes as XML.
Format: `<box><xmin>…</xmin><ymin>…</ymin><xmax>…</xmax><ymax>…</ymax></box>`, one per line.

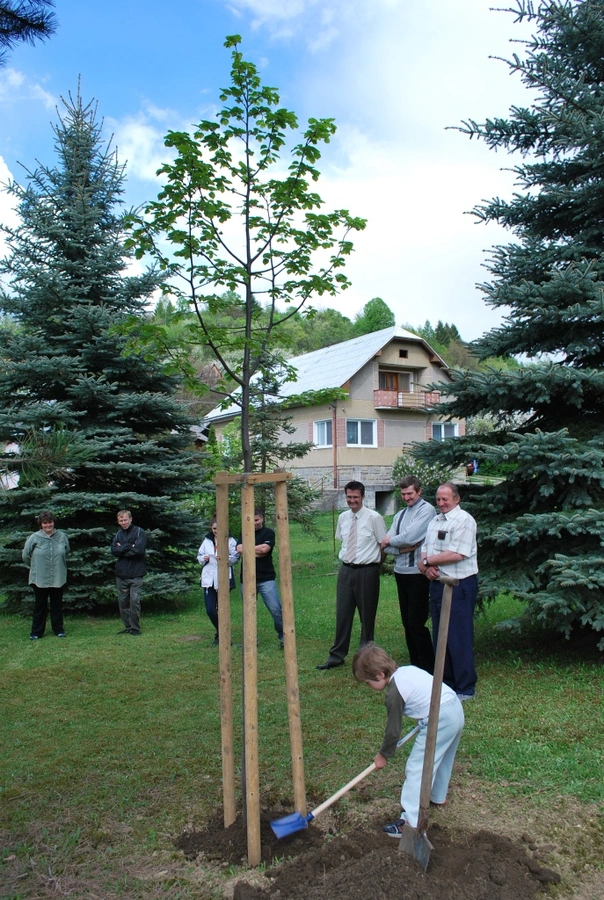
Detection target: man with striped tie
<box><xmin>317</xmin><ymin>480</ymin><xmax>386</xmax><ymax>670</ymax></box>
<box><xmin>381</xmin><ymin>476</ymin><xmax>436</xmax><ymax>673</ymax></box>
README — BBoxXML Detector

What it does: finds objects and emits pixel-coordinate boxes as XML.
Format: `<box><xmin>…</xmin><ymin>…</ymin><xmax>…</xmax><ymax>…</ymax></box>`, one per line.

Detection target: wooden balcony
<box><xmin>374</xmin><ymin>389</ymin><xmax>441</xmax><ymax>410</ymax></box>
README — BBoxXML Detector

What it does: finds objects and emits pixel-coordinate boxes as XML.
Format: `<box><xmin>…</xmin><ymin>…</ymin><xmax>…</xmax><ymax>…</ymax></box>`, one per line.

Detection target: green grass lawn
<box><xmin>1</xmin><ymin>511</ymin><xmax>603</xmax><ymax>898</ymax></box>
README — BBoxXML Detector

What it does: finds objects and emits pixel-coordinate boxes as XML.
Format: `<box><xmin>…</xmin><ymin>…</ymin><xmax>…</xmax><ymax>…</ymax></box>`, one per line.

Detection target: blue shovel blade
<box><xmin>270</xmin><ymin>811</ymin><xmax>314</xmax><ymax>839</ymax></box>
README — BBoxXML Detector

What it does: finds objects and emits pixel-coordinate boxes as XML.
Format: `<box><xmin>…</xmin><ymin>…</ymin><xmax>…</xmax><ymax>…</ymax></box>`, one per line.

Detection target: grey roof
<box><xmin>205</xmin><ymin>325</ymin><xmax>446</xmax><ymax>423</ymax></box>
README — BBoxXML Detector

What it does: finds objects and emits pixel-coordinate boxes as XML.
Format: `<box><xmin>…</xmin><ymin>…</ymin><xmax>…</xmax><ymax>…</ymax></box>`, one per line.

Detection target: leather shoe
<box><xmin>316</xmin><ymin>660</ymin><xmax>344</xmax><ymax>670</ymax></box>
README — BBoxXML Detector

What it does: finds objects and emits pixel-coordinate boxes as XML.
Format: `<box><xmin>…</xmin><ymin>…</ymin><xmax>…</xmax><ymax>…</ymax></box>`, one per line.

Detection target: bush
<box><xmin>391</xmin><ymin>454</ymin><xmax>453</xmax><ymax>496</ymax></box>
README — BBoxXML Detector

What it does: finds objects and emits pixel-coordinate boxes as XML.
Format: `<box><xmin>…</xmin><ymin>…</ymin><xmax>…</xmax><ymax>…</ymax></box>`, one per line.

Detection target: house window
<box><xmin>399</xmin><ymin>349</ymin><xmax>408</xmax><ymax>358</ymax></box>
<box><xmin>379</xmin><ymin>371</ymin><xmax>411</xmax><ymax>391</ymax></box>
<box><xmin>432</xmin><ymin>422</ymin><xmax>457</xmax><ymax>441</ymax></box>
<box><xmin>346</xmin><ymin>419</ymin><xmax>376</xmax><ymax>447</ymax></box>
<box><xmin>379</xmin><ymin>371</ymin><xmax>398</xmax><ymax>391</ymax></box>
<box><xmin>314</xmin><ymin>419</ymin><xmax>332</xmax><ymax>447</ymax></box>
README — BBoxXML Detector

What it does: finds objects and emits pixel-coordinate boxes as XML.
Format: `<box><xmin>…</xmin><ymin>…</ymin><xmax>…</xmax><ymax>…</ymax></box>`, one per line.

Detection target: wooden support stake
<box><xmin>274</xmin><ymin>478</ymin><xmax>306</xmax><ymax>817</ymax></box>
<box><xmin>216</xmin><ymin>481</ymin><xmax>236</xmax><ymax>828</ymax></box>
<box><xmin>214</xmin><ymin>471</ymin><xmax>293</xmax><ymax>486</ymax></box>
<box><xmin>212</xmin><ymin>469</ymin><xmax>304</xmax><ymax>867</ymax></box>
<box><xmin>241</xmin><ymin>482</ymin><xmax>261</xmax><ymax>866</ymax></box>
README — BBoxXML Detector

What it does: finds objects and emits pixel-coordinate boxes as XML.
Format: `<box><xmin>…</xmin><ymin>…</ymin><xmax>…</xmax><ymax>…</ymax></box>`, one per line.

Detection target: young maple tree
<box><xmin>129</xmin><ymin>35</ymin><xmax>365</xmax><ymax>473</ymax></box>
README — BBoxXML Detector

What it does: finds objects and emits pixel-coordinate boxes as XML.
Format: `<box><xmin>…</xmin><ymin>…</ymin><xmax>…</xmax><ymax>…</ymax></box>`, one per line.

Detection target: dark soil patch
<box><xmin>177</xmin><ymin>811</ymin><xmax>561</xmax><ymax>899</ymax></box>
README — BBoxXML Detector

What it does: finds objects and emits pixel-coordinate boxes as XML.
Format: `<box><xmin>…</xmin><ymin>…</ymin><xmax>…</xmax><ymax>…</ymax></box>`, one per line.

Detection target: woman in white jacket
<box><xmin>197</xmin><ymin>518</ymin><xmax>239</xmax><ymax>645</ymax></box>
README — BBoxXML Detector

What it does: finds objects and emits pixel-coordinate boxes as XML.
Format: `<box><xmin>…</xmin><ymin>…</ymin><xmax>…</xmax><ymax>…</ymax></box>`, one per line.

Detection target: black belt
<box><xmin>342</xmin><ymin>562</ymin><xmax>380</xmax><ymax>568</ymax></box>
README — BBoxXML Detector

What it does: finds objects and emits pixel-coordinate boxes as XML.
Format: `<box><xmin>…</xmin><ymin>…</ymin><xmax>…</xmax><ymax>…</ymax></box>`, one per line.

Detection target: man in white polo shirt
<box><xmin>418</xmin><ymin>482</ymin><xmax>478</xmax><ymax>700</ymax></box>
<box><xmin>317</xmin><ymin>480</ymin><xmax>386</xmax><ymax>670</ymax></box>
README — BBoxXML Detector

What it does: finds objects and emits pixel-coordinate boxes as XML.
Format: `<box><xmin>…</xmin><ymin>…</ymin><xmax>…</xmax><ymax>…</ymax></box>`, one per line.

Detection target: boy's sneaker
<box><xmin>382</xmin><ymin>817</ymin><xmax>406</xmax><ymax>837</ymax></box>
<box><xmin>29</xmin><ymin>635</ymin><xmax>40</xmax><ymax>640</ymax></box>
<box><xmin>57</xmin><ymin>632</ymin><xmax>66</xmax><ymax>637</ymax></box>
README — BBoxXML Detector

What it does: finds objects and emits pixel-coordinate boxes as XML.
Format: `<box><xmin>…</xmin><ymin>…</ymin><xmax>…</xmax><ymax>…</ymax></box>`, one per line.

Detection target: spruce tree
<box><xmin>0</xmin><ymin>0</ymin><xmax>56</xmax><ymax>67</ymax></box>
<box><xmin>417</xmin><ymin>0</ymin><xmax>604</xmax><ymax>647</ymax></box>
<box><xmin>0</xmin><ymin>89</ymin><xmax>205</xmax><ymax>613</ymax></box>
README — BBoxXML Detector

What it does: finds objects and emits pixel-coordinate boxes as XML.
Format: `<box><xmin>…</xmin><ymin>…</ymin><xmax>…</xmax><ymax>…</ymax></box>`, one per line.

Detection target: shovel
<box><xmin>271</xmin><ymin>724</ymin><xmax>421</xmax><ymax>839</ymax></box>
<box><xmin>399</xmin><ymin>575</ymin><xmax>458</xmax><ymax>872</ymax></box>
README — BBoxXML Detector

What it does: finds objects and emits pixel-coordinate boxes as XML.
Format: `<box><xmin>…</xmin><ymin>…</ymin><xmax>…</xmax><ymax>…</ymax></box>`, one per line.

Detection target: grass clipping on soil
<box><xmin>177</xmin><ymin>810</ymin><xmax>561</xmax><ymax>900</ymax></box>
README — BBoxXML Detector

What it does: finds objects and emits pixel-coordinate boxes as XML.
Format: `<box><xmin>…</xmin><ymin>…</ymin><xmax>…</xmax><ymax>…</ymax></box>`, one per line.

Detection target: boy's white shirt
<box><xmin>390</xmin><ymin>665</ymin><xmax>457</xmax><ymax>719</ymax></box>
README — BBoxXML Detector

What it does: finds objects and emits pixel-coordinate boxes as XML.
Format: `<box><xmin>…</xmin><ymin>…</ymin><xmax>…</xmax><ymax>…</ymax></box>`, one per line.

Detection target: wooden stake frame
<box><xmin>213</xmin><ymin>470</ymin><xmax>306</xmax><ymax>866</ymax></box>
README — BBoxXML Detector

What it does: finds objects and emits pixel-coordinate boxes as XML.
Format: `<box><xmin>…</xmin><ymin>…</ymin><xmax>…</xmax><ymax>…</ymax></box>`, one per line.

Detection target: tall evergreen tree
<box><xmin>0</xmin><ymin>89</ymin><xmax>205</xmax><ymax>613</ymax></box>
<box><xmin>0</xmin><ymin>0</ymin><xmax>56</xmax><ymax>66</ymax></box>
<box><xmin>433</xmin><ymin>321</ymin><xmax>462</xmax><ymax>348</ymax></box>
<box><xmin>417</xmin><ymin>0</ymin><xmax>604</xmax><ymax>647</ymax></box>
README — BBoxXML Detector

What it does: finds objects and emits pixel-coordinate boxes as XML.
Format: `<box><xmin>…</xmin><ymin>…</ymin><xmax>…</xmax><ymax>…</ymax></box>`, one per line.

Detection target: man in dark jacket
<box><xmin>111</xmin><ymin>509</ymin><xmax>147</xmax><ymax>635</ymax></box>
<box><xmin>236</xmin><ymin>509</ymin><xmax>284</xmax><ymax>648</ymax></box>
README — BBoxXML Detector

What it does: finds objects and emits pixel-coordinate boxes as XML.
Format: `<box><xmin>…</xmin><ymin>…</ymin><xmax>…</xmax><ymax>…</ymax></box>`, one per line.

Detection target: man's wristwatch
<box><xmin>422</xmin><ymin>557</ymin><xmax>429</xmax><ymax>568</ymax></box>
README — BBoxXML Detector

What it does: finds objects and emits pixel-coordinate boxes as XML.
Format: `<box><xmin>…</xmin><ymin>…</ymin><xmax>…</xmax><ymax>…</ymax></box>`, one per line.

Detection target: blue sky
<box><xmin>0</xmin><ymin>0</ymin><xmax>534</xmax><ymax>341</ymax></box>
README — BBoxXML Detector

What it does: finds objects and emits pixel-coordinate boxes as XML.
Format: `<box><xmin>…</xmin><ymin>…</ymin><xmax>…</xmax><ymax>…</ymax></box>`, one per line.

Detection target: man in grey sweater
<box><xmin>381</xmin><ymin>476</ymin><xmax>436</xmax><ymax>673</ymax></box>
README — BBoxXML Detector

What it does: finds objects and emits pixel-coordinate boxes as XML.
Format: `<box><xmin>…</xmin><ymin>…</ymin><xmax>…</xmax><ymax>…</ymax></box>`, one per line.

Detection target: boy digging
<box><xmin>352</xmin><ymin>643</ymin><xmax>464</xmax><ymax>836</ymax></box>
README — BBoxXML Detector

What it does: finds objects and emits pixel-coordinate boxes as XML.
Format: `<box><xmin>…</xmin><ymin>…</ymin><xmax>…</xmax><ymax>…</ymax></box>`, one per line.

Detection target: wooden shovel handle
<box><xmin>311</xmin><ymin>724</ymin><xmax>421</xmax><ymax>820</ymax></box>
<box><xmin>416</xmin><ymin>578</ymin><xmax>457</xmax><ymax>834</ymax></box>
<box><xmin>311</xmin><ymin>763</ymin><xmax>376</xmax><ymax>818</ymax></box>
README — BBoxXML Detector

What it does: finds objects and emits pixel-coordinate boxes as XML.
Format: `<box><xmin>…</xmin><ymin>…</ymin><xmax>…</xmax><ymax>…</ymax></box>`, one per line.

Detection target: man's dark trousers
<box><xmin>394</xmin><ymin>571</ymin><xmax>435</xmax><ymax>673</ymax></box>
<box><xmin>327</xmin><ymin>562</ymin><xmax>380</xmax><ymax>664</ymax></box>
<box><xmin>429</xmin><ymin>575</ymin><xmax>478</xmax><ymax>696</ymax></box>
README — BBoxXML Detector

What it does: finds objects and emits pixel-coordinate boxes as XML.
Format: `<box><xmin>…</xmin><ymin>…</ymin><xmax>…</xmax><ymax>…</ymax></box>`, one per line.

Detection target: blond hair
<box><xmin>352</xmin><ymin>643</ymin><xmax>397</xmax><ymax>682</ymax></box>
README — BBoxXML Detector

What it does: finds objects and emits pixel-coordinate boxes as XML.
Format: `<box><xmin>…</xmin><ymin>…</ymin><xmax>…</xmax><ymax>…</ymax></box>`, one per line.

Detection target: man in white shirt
<box><xmin>317</xmin><ymin>481</ymin><xmax>386</xmax><ymax>670</ymax></box>
<box><xmin>381</xmin><ymin>476</ymin><xmax>436</xmax><ymax>673</ymax></box>
<box><xmin>418</xmin><ymin>482</ymin><xmax>478</xmax><ymax>700</ymax></box>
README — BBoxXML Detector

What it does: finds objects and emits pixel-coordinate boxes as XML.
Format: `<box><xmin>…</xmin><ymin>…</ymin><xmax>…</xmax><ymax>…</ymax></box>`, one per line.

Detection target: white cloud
<box><xmin>108</xmin><ymin>113</ymin><xmax>170</xmax><ymax>184</ymax></box>
<box><xmin>225</xmin><ymin>0</ymin><xmax>534</xmax><ymax>340</ymax></box>
<box><xmin>0</xmin><ymin>156</ymin><xmax>21</xmax><ymax>260</ymax></box>
<box><xmin>107</xmin><ymin>99</ymin><xmax>223</xmax><ymax>186</ymax></box>
<box><xmin>309</xmin><ymin>122</ymin><xmax>519</xmax><ymax>340</ymax></box>
<box><xmin>226</xmin><ymin>0</ymin><xmax>312</xmax><ymax>31</ymax></box>
<box><xmin>0</xmin><ymin>67</ymin><xmax>55</xmax><ymax>109</ymax></box>
<box><xmin>122</xmin><ymin>0</ymin><xmax>530</xmax><ymax>340</ymax></box>
<box><xmin>224</xmin><ymin>0</ymin><xmax>385</xmax><ymax>45</ymax></box>
<box><xmin>114</xmin><ymin>0</ymin><xmax>538</xmax><ymax>340</ymax></box>
<box><xmin>0</xmin><ymin>157</ymin><xmax>20</xmax><ymax>222</ymax></box>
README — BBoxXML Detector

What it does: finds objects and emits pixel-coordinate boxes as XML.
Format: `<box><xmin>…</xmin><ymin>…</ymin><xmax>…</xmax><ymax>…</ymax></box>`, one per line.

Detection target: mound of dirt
<box><xmin>177</xmin><ymin>812</ymin><xmax>561</xmax><ymax>900</ymax></box>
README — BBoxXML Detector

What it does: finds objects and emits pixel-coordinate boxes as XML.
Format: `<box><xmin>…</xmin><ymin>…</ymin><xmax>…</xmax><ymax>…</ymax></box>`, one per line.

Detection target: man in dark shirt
<box><xmin>237</xmin><ymin>509</ymin><xmax>284</xmax><ymax>648</ymax></box>
<box><xmin>111</xmin><ymin>509</ymin><xmax>147</xmax><ymax>636</ymax></box>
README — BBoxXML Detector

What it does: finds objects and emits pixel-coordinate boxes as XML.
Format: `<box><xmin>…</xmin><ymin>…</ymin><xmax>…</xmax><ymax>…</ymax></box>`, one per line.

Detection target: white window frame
<box><xmin>346</xmin><ymin>418</ymin><xmax>377</xmax><ymax>447</ymax></box>
<box><xmin>313</xmin><ymin>418</ymin><xmax>333</xmax><ymax>448</ymax></box>
<box><xmin>432</xmin><ymin>422</ymin><xmax>458</xmax><ymax>442</ymax></box>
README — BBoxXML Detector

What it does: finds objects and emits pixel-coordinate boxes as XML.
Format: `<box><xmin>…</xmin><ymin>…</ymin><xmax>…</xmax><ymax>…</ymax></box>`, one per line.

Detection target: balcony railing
<box><xmin>374</xmin><ymin>389</ymin><xmax>441</xmax><ymax>410</ymax></box>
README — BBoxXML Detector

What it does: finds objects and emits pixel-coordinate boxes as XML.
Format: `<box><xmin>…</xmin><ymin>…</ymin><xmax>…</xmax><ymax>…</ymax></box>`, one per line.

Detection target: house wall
<box><xmin>208</xmin><ymin>338</ymin><xmax>462</xmax><ymax>510</ymax></box>
<box><xmin>377</xmin><ymin>344</ymin><xmax>445</xmax><ymax>385</ymax></box>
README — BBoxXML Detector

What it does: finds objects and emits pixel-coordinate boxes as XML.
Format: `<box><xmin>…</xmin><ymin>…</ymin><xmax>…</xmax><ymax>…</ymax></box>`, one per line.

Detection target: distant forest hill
<box><xmin>153</xmin><ymin>292</ymin><xmax>520</xmax><ymax>370</ymax></box>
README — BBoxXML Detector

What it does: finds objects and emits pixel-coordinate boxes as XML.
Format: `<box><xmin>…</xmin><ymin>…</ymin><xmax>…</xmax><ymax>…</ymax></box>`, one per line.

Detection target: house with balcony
<box><xmin>204</xmin><ymin>325</ymin><xmax>463</xmax><ymax>513</ymax></box>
